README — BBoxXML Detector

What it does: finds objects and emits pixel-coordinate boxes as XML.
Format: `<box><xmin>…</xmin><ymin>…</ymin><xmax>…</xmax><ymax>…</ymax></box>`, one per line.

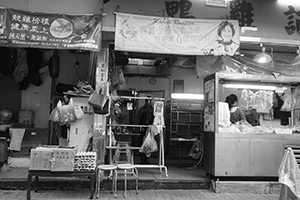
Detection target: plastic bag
<box><xmin>278</xmin><ymin>148</ymin><xmax>300</xmax><ymax>199</ymax></box>
<box><xmin>280</xmin><ymin>88</ymin><xmax>292</xmax><ymax>112</ymax></box>
<box><xmin>57</xmin><ymin>99</ymin><xmax>76</xmax><ymax>125</ymax></box>
<box><xmin>139</xmin><ymin>129</ymin><xmax>158</xmax><ymax>157</ymax></box>
<box><xmin>73</xmin><ymin>104</ymin><xmax>84</xmax><ymax>119</ymax></box>
<box><xmin>49</xmin><ymin>106</ymin><xmax>59</xmax><ymax>122</ymax></box>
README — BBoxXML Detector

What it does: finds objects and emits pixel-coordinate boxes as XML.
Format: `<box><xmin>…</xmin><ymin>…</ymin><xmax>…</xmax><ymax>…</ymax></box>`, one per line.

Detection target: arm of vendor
<box><xmin>225</xmin><ymin>94</ymin><xmax>249</xmax><ymax>124</ymax></box>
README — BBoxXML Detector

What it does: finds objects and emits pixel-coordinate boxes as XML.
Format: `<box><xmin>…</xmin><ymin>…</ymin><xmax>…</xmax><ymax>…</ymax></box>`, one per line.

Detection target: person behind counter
<box><xmin>225</xmin><ymin>94</ymin><xmax>250</xmax><ymax>125</ymax></box>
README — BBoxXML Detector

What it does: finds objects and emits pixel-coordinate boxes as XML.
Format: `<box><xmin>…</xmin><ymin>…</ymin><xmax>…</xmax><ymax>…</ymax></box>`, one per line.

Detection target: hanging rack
<box><xmin>112</xmin><ymin>96</ymin><xmax>165</xmax><ymax>101</ymax></box>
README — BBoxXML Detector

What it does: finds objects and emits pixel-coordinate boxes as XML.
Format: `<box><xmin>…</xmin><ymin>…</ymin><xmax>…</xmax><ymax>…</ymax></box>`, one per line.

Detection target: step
<box><xmin>212</xmin><ymin>180</ymin><xmax>282</xmax><ymax>195</ymax></box>
<box><xmin>0</xmin><ymin>177</ymin><xmax>211</xmax><ymax>191</ymax></box>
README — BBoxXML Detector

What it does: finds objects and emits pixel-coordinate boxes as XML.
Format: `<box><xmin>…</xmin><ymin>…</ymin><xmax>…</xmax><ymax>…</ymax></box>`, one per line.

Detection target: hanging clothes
<box><xmin>19</xmin><ymin>48</ymin><xmax>43</xmax><ymax>90</ymax></box>
<box><xmin>13</xmin><ymin>49</ymin><xmax>28</xmax><ymax>83</ymax></box>
<box><xmin>9</xmin><ymin>128</ymin><xmax>25</xmax><ymax>151</ymax></box>
<box><xmin>0</xmin><ymin>47</ymin><xmax>18</xmax><ymax>76</ymax></box>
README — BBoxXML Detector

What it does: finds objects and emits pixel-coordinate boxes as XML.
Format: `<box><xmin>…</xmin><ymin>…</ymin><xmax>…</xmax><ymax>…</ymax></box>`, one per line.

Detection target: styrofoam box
<box><xmin>29</xmin><ymin>148</ymin><xmax>53</xmax><ymax>171</ymax></box>
<box><xmin>51</xmin><ymin>147</ymin><xmax>77</xmax><ymax>172</ymax></box>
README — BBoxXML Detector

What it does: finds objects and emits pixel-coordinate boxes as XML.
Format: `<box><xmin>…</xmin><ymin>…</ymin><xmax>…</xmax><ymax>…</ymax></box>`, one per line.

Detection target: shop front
<box><xmin>0</xmin><ymin>6</ymin><xmax>105</xmax><ymax>168</ymax></box>
<box><xmin>100</xmin><ymin>0</ymin><xmax>300</xmax><ymax>182</ymax></box>
<box><xmin>2</xmin><ymin>0</ymin><xmax>300</xmax><ymax>193</ymax></box>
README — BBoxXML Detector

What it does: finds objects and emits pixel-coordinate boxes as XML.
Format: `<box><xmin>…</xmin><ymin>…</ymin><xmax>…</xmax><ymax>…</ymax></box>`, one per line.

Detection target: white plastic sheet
<box><xmin>278</xmin><ymin>148</ymin><xmax>300</xmax><ymax>199</ymax></box>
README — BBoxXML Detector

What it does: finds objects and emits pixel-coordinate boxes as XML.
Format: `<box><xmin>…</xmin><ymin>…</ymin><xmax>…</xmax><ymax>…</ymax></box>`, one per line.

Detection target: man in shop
<box><xmin>136</xmin><ymin>97</ymin><xmax>154</xmax><ymax>164</ymax></box>
<box><xmin>225</xmin><ymin>94</ymin><xmax>250</xmax><ymax>125</ymax></box>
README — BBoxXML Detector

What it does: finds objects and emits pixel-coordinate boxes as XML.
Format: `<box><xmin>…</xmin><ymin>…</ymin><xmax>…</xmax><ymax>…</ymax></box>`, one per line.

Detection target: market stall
<box><xmin>203</xmin><ymin>72</ymin><xmax>300</xmax><ymax>178</ymax></box>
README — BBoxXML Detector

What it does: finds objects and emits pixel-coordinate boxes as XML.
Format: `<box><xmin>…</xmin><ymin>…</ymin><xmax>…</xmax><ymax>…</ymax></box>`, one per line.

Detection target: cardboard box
<box><xmin>18</xmin><ymin>110</ymin><xmax>34</xmax><ymax>124</ymax></box>
<box><xmin>29</xmin><ymin>147</ymin><xmax>53</xmax><ymax>171</ymax></box>
<box><xmin>50</xmin><ymin>147</ymin><xmax>77</xmax><ymax>171</ymax></box>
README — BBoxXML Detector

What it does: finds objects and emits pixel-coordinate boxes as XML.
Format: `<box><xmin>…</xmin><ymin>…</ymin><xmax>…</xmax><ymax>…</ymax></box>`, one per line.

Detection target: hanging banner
<box><xmin>115</xmin><ymin>12</ymin><xmax>240</xmax><ymax>56</ymax></box>
<box><xmin>0</xmin><ymin>8</ymin><xmax>101</xmax><ymax>51</ymax></box>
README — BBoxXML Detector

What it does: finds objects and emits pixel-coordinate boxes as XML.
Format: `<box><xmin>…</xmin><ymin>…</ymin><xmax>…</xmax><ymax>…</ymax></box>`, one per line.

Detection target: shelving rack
<box><xmin>106</xmin><ymin>96</ymin><xmax>168</xmax><ymax>177</ymax></box>
<box><xmin>165</xmin><ymin>99</ymin><xmax>204</xmax><ymax>165</ymax></box>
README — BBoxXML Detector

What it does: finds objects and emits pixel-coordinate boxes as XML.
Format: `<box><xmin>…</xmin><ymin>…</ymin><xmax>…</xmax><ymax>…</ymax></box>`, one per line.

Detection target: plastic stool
<box><xmin>95</xmin><ymin>165</ymin><xmax>118</xmax><ymax>198</ymax></box>
<box><xmin>117</xmin><ymin>164</ymin><xmax>138</xmax><ymax>198</ymax></box>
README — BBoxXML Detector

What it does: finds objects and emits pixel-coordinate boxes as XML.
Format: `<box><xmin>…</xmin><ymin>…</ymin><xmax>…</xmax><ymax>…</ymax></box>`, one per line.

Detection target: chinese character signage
<box><xmin>0</xmin><ymin>8</ymin><xmax>101</xmax><ymax>51</ymax></box>
<box><xmin>115</xmin><ymin>12</ymin><xmax>239</xmax><ymax>56</ymax></box>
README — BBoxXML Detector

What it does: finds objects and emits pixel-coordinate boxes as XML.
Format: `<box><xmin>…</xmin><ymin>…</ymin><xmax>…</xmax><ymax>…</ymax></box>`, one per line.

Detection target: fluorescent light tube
<box><xmin>222</xmin><ymin>84</ymin><xmax>286</xmax><ymax>91</ymax></box>
<box><xmin>277</xmin><ymin>0</ymin><xmax>300</xmax><ymax>6</ymax></box>
<box><xmin>171</xmin><ymin>93</ymin><xmax>204</xmax><ymax>100</ymax></box>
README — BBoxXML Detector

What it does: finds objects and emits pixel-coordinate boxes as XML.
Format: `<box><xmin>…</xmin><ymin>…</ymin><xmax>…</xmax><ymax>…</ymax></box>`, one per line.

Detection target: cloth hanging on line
<box><xmin>9</xmin><ymin>128</ymin><xmax>26</xmax><ymax>151</ymax></box>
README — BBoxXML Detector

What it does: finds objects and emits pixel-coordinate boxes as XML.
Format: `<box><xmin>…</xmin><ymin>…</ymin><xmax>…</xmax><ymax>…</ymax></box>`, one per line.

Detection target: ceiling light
<box><xmin>253</xmin><ymin>44</ymin><xmax>272</xmax><ymax>64</ymax></box>
<box><xmin>171</xmin><ymin>93</ymin><xmax>204</xmax><ymax>100</ymax></box>
<box><xmin>222</xmin><ymin>83</ymin><xmax>286</xmax><ymax>91</ymax></box>
<box><xmin>277</xmin><ymin>0</ymin><xmax>300</xmax><ymax>6</ymax></box>
<box><xmin>291</xmin><ymin>47</ymin><xmax>300</xmax><ymax>66</ymax></box>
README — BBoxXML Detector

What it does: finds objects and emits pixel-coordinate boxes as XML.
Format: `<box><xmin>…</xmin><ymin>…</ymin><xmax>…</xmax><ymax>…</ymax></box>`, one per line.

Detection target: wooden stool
<box><xmin>117</xmin><ymin>164</ymin><xmax>138</xmax><ymax>198</ymax></box>
<box><xmin>95</xmin><ymin>165</ymin><xmax>118</xmax><ymax>198</ymax></box>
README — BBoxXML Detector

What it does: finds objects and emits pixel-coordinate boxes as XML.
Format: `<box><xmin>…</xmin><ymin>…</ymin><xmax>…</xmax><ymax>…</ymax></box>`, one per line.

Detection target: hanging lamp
<box><xmin>253</xmin><ymin>44</ymin><xmax>272</xmax><ymax>64</ymax></box>
<box><xmin>291</xmin><ymin>47</ymin><xmax>300</xmax><ymax>66</ymax></box>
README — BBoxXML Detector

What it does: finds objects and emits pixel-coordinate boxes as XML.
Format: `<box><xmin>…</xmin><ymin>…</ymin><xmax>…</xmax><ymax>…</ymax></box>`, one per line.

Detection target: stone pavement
<box><xmin>0</xmin><ymin>189</ymin><xmax>280</xmax><ymax>200</ymax></box>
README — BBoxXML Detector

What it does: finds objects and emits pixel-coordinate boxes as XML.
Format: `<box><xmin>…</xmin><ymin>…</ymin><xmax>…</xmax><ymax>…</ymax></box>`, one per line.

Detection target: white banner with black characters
<box><xmin>115</xmin><ymin>12</ymin><xmax>240</xmax><ymax>56</ymax></box>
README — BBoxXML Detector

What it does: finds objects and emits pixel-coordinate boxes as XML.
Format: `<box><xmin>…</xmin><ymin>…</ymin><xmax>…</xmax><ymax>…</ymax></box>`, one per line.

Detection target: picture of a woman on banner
<box><xmin>210</xmin><ymin>20</ymin><xmax>240</xmax><ymax>56</ymax></box>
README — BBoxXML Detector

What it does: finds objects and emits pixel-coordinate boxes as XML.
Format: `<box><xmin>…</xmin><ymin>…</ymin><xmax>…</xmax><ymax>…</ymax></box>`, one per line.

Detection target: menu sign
<box><xmin>0</xmin><ymin>8</ymin><xmax>101</xmax><ymax>51</ymax></box>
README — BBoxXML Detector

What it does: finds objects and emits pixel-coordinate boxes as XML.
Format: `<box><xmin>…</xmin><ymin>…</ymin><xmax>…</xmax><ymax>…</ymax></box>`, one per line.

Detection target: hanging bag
<box><xmin>139</xmin><ymin>128</ymin><xmax>158</xmax><ymax>157</ymax></box>
<box><xmin>57</xmin><ymin>98</ymin><xmax>76</xmax><ymax>125</ymax></box>
<box><xmin>88</xmin><ymin>83</ymin><xmax>110</xmax><ymax>115</ymax></box>
<box><xmin>88</xmin><ymin>89</ymin><xmax>106</xmax><ymax>108</ymax></box>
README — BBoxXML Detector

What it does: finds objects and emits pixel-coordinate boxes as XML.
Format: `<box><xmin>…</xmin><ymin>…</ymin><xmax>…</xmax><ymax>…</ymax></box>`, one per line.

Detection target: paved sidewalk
<box><xmin>0</xmin><ymin>189</ymin><xmax>280</xmax><ymax>200</ymax></box>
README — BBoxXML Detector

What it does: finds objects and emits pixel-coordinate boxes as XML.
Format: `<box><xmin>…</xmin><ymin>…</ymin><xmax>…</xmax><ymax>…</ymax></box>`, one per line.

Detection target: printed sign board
<box><xmin>0</xmin><ymin>8</ymin><xmax>101</xmax><ymax>51</ymax></box>
<box><xmin>115</xmin><ymin>12</ymin><xmax>239</xmax><ymax>56</ymax></box>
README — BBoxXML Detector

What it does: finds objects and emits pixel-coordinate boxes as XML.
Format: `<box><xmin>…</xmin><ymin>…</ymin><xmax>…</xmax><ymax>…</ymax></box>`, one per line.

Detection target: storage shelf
<box><xmin>166</xmin><ymin>99</ymin><xmax>204</xmax><ymax>164</ymax></box>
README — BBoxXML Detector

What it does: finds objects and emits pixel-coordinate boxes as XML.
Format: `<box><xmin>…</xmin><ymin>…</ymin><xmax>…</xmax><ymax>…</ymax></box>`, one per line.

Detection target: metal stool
<box><xmin>117</xmin><ymin>164</ymin><xmax>138</xmax><ymax>198</ymax></box>
<box><xmin>95</xmin><ymin>165</ymin><xmax>118</xmax><ymax>198</ymax></box>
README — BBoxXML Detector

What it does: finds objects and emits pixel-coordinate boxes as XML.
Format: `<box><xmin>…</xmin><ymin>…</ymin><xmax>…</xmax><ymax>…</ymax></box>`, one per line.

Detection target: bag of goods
<box><xmin>139</xmin><ymin>129</ymin><xmax>158</xmax><ymax>157</ymax></box>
